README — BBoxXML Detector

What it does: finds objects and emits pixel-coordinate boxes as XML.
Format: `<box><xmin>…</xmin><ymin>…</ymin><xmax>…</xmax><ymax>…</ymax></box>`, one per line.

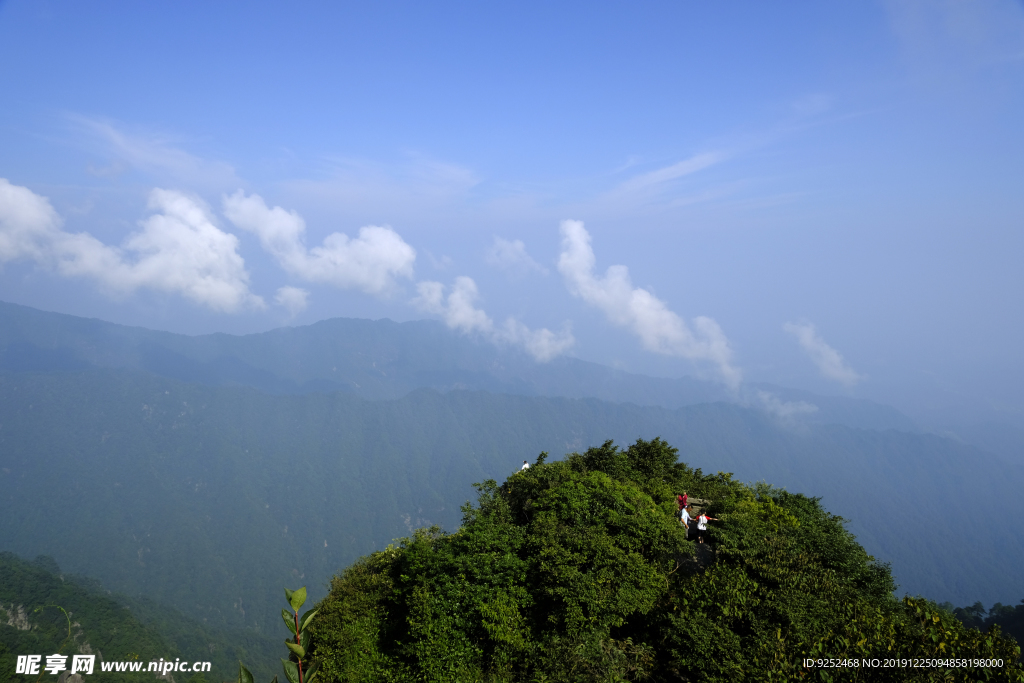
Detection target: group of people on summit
<box><xmin>518</xmin><ymin>463</ymin><xmax>716</xmax><ymax>543</ymax></box>
<box><xmin>676</xmin><ymin>492</ymin><xmax>717</xmax><ymax>543</ymax></box>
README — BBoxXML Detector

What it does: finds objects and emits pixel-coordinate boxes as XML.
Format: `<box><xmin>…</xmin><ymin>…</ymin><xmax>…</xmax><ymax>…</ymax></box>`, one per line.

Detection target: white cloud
<box><xmin>784</xmin><ymin>321</ymin><xmax>862</xmax><ymax>386</ymax></box>
<box><xmin>486</xmin><ymin>237</ymin><xmax>547</xmax><ymax>275</ymax></box>
<box><xmin>275</xmin><ymin>286</ymin><xmax>309</xmax><ymax>316</ymax></box>
<box><xmin>223</xmin><ymin>191</ymin><xmax>416</xmax><ymax>296</ymax></box>
<box><xmin>0</xmin><ymin>178</ymin><xmax>64</xmax><ymax>263</ymax></box>
<box><xmin>413</xmin><ymin>277</ymin><xmax>492</xmax><ymax>335</ymax></box>
<box><xmin>0</xmin><ymin>179</ymin><xmax>262</xmax><ymax>312</ymax></box>
<box><xmin>500</xmin><ymin>317</ymin><xmax>575</xmax><ymax>364</ymax></box>
<box><xmin>557</xmin><ymin>219</ymin><xmax>741</xmax><ymax>387</ymax></box>
<box><xmin>412</xmin><ymin>276</ymin><xmax>574</xmax><ymax>362</ymax></box>
<box><xmin>755</xmin><ymin>390</ymin><xmax>819</xmax><ymax>419</ymax></box>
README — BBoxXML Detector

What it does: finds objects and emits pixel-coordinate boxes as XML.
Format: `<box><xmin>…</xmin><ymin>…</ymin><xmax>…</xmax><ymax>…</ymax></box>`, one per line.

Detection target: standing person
<box><xmin>681</xmin><ymin>505</ymin><xmax>693</xmax><ymax>538</ymax></box>
<box><xmin>676</xmin><ymin>492</ymin><xmax>688</xmax><ymax>511</ymax></box>
<box><xmin>521</xmin><ymin>460</ymin><xmax>530</xmax><ymax>471</ymax></box>
<box><xmin>696</xmin><ymin>512</ymin><xmax>718</xmax><ymax>544</ymax></box>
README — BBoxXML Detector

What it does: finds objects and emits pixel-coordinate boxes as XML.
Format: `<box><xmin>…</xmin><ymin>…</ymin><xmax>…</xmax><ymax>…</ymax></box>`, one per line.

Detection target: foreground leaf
<box><xmin>288</xmin><ymin>586</ymin><xmax>307</xmax><ymax>612</ymax></box>
<box><xmin>281</xmin><ymin>659</ymin><xmax>299</xmax><ymax>683</ymax></box>
<box><xmin>299</xmin><ymin>608</ymin><xmax>319</xmax><ymax>634</ymax></box>
<box><xmin>281</xmin><ymin>608</ymin><xmax>296</xmax><ymax>634</ymax></box>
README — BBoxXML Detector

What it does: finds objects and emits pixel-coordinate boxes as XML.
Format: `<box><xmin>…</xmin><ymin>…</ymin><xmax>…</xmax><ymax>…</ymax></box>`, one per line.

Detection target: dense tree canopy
<box><xmin>308</xmin><ymin>439</ymin><xmax>1021</xmax><ymax>682</ymax></box>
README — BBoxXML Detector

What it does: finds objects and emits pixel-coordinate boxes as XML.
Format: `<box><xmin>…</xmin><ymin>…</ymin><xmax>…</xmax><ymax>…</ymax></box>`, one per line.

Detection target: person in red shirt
<box><xmin>677</xmin><ymin>492</ymin><xmax>688</xmax><ymax>510</ymax></box>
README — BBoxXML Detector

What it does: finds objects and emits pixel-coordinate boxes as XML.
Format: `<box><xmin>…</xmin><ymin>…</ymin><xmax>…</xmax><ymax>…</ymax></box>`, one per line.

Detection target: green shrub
<box><xmin>307</xmin><ymin>439</ymin><xmax>1023</xmax><ymax>682</ymax></box>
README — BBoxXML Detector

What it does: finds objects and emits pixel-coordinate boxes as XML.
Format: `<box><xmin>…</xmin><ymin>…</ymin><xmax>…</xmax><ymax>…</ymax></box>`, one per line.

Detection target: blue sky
<box><xmin>1</xmin><ymin>0</ymin><xmax>1023</xmax><ymax>429</ymax></box>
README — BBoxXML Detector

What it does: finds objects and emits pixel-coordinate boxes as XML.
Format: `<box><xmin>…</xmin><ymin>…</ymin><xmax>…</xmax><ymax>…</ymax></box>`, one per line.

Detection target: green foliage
<box><xmin>0</xmin><ymin>551</ymin><xmax>274</xmax><ymax>682</ymax></box>
<box><xmin>117</xmin><ymin>591</ymin><xmax>279</xmax><ymax>680</ymax></box>
<box><xmin>241</xmin><ymin>587</ymin><xmax>318</xmax><ymax>683</ymax></box>
<box><xmin>3</xmin><ymin>366</ymin><xmax>1024</xmax><ymax>640</ymax></box>
<box><xmin>945</xmin><ymin>599</ymin><xmax>1024</xmax><ymax>660</ymax></box>
<box><xmin>308</xmin><ymin>439</ymin><xmax>1023</xmax><ymax>682</ymax></box>
<box><xmin>0</xmin><ymin>553</ymin><xmax>169</xmax><ymax>682</ymax></box>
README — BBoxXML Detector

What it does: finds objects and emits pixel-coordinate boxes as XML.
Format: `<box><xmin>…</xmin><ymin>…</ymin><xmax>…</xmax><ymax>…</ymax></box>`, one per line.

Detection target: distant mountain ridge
<box><xmin>2</xmin><ymin>369</ymin><xmax>1023</xmax><ymax>632</ymax></box>
<box><xmin>0</xmin><ymin>301</ymin><xmax>915</xmax><ymax>431</ymax></box>
<box><xmin>3</xmin><ymin>301</ymin><xmax>1022</xmax><ymax>642</ymax></box>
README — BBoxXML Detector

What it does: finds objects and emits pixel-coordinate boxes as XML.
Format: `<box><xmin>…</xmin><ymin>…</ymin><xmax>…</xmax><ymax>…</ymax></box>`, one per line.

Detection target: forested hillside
<box><xmin>1</xmin><ymin>556</ymin><xmax>168</xmax><ymax>682</ymax></box>
<box><xmin>309</xmin><ymin>439</ymin><xmax>1022</xmax><ymax>681</ymax></box>
<box><xmin>2</xmin><ymin>368</ymin><xmax>1023</xmax><ymax>638</ymax></box>
<box><xmin>0</xmin><ymin>552</ymin><xmax>278</xmax><ymax>683</ymax></box>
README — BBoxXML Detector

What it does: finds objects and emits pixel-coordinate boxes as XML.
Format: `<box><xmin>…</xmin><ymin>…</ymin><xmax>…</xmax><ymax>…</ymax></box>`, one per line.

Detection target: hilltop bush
<box><xmin>307</xmin><ymin>439</ymin><xmax>1022</xmax><ymax>682</ymax></box>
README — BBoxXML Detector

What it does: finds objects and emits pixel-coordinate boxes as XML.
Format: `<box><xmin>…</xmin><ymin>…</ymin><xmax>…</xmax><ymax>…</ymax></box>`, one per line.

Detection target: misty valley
<box><xmin>1</xmin><ymin>302</ymin><xmax>1022</xmax><ymax>681</ymax></box>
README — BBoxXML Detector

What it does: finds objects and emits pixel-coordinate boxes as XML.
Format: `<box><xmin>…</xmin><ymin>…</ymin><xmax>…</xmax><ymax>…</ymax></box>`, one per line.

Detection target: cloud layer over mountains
<box><xmin>223</xmin><ymin>191</ymin><xmax>416</xmax><ymax>299</ymax></box>
<box><xmin>0</xmin><ymin>179</ymin><xmax>261</xmax><ymax>312</ymax></box>
<box><xmin>0</xmin><ymin>177</ymin><xmax>861</xmax><ymax>388</ymax></box>
<box><xmin>558</xmin><ymin>219</ymin><xmax>741</xmax><ymax>387</ymax></box>
<box><xmin>412</xmin><ymin>276</ymin><xmax>574</xmax><ymax>362</ymax></box>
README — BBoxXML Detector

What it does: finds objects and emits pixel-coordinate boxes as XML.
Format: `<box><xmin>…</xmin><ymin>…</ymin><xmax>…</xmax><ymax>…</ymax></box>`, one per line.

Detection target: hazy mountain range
<box><xmin>1</xmin><ymin>300</ymin><xmax>1022</xmax><ymax>639</ymax></box>
<box><xmin>0</xmin><ymin>300</ymin><xmax>921</xmax><ymax>428</ymax></box>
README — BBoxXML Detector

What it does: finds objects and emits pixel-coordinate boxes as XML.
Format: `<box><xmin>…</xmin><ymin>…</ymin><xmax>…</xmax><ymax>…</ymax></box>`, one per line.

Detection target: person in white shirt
<box><xmin>521</xmin><ymin>460</ymin><xmax>530</xmax><ymax>470</ymax></box>
<box><xmin>681</xmin><ymin>505</ymin><xmax>693</xmax><ymax>534</ymax></box>
<box><xmin>696</xmin><ymin>512</ymin><xmax>718</xmax><ymax>543</ymax></box>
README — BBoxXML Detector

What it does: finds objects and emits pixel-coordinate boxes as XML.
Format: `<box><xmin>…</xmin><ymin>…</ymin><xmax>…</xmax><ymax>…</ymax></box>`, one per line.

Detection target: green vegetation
<box><xmin>0</xmin><ymin>552</ymin><xmax>277</xmax><ymax>682</ymax></box>
<box><xmin>5</xmin><ymin>303</ymin><xmax>1020</xmax><ymax>679</ymax></box>
<box><xmin>3</xmin><ymin>302</ymin><xmax>1024</xmax><ymax>635</ymax></box>
<box><xmin>308</xmin><ymin>439</ymin><xmax>1022</xmax><ymax>682</ymax></box>
<box><xmin>4</xmin><ymin>368</ymin><xmax>1024</xmax><ymax>638</ymax></box>
<box><xmin>112</xmin><ymin>591</ymin><xmax>279</xmax><ymax>681</ymax></box>
<box><xmin>946</xmin><ymin>601</ymin><xmax>1024</xmax><ymax>658</ymax></box>
<box><xmin>1</xmin><ymin>552</ymin><xmax>170</xmax><ymax>682</ymax></box>
<box><xmin>241</xmin><ymin>588</ymin><xmax>320</xmax><ymax>683</ymax></box>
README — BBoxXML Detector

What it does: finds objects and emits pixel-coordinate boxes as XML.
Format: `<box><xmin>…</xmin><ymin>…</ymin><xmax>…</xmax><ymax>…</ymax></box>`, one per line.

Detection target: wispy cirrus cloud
<box><xmin>557</xmin><ymin>219</ymin><xmax>741</xmax><ymax>387</ymax></box>
<box><xmin>784</xmin><ymin>321</ymin><xmax>862</xmax><ymax>386</ymax></box>
<box><xmin>610</xmin><ymin>151</ymin><xmax>726</xmax><ymax>197</ymax></box>
<box><xmin>70</xmin><ymin>116</ymin><xmax>241</xmax><ymax>188</ymax></box>
<box><xmin>0</xmin><ymin>178</ymin><xmax>262</xmax><ymax>312</ymax></box>
<box><xmin>412</xmin><ymin>276</ymin><xmax>574</xmax><ymax>362</ymax></box>
<box><xmin>280</xmin><ymin>155</ymin><xmax>481</xmax><ymax>223</ymax></box>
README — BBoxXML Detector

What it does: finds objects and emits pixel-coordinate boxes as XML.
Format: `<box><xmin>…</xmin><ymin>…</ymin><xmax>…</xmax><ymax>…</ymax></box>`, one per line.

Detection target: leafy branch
<box><xmin>238</xmin><ymin>587</ymin><xmax>318</xmax><ymax>683</ymax></box>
